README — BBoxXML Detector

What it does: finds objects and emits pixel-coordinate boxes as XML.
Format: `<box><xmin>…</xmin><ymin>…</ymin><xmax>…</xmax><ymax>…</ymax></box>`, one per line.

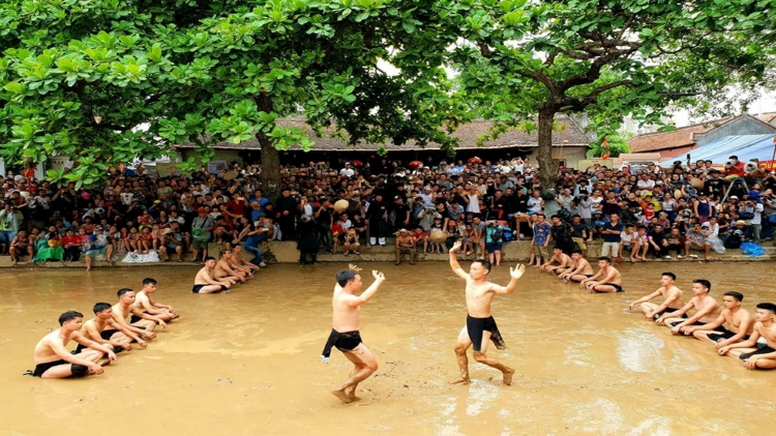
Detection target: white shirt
<box><xmin>340</xmin><ymin>168</ymin><xmax>355</xmax><ymax>177</ymax></box>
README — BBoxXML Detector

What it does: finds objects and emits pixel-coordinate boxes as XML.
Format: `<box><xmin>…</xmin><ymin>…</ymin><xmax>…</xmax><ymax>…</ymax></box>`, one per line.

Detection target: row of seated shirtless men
<box><xmin>539</xmin><ymin>251</ymin><xmax>776</xmax><ymax>370</ymax></box>
<box><xmin>28</xmin><ymin>278</ymin><xmax>178</xmax><ymax>378</ymax></box>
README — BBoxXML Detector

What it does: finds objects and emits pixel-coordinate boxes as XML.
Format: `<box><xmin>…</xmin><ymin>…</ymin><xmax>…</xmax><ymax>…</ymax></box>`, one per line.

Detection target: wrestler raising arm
<box><xmin>325</xmin><ymin>267</ymin><xmax>386</xmax><ymax>403</ymax></box>
<box><xmin>449</xmin><ymin>240</ymin><xmax>526</xmax><ymax>386</ymax></box>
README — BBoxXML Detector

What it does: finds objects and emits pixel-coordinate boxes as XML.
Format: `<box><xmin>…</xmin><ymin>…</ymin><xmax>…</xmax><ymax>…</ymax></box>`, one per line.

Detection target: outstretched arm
<box><xmin>448</xmin><ymin>241</ymin><xmax>469</xmax><ymax>280</ymax></box>
<box><xmin>492</xmin><ymin>264</ymin><xmax>527</xmax><ymax>294</ymax></box>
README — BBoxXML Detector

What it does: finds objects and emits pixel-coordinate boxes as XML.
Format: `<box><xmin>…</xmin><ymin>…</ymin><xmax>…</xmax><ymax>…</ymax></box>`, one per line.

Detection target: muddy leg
<box><xmin>451</xmin><ymin>326</ymin><xmax>472</xmax><ymax>385</ymax></box>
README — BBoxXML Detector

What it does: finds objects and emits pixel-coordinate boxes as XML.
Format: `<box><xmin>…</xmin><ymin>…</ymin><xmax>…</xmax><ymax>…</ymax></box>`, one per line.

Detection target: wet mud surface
<box><xmin>1</xmin><ymin>262</ymin><xmax>774</xmax><ymax>435</ymax></box>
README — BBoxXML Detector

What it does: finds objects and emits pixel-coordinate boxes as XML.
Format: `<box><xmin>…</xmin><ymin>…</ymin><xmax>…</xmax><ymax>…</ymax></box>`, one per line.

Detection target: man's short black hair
<box><xmin>723</xmin><ymin>291</ymin><xmax>744</xmax><ymax>302</ymax></box>
<box><xmin>59</xmin><ymin>311</ymin><xmax>84</xmax><ymax>326</ymax></box>
<box><xmin>693</xmin><ymin>279</ymin><xmax>712</xmax><ymax>292</ymax></box>
<box><xmin>205</xmin><ymin>256</ymin><xmax>216</xmax><ymax>262</ymax></box>
<box><xmin>142</xmin><ymin>278</ymin><xmax>157</xmax><ymax>286</ymax></box>
<box><xmin>756</xmin><ymin>302</ymin><xmax>776</xmax><ymax>313</ymax></box>
<box><xmin>93</xmin><ymin>302</ymin><xmax>112</xmax><ymax>314</ymax></box>
<box><xmin>661</xmin><ymin>272</ymin><xmax>676</xmax><ymax>281</ymax></box>
<box><xmin>598</xmin><ymin>256</ymin><xmax>611</xmax><ymax>263</ymax></box>
<box><xmin>572</xmin><ymin>250</ymin><xmax>582</xmax><ymax>255</ymax></box>
<box><xmin>117</xmin><ymin>288</ymin><xmax>134</xmax><ymax>297</ymax></box>
<box><xmin>472</xmin><ymin>258</ymin><xmax>492</xmax><ymax>274</ymax></box>
<box><xmin>336</xmin><ymin>269</ymin><xmax>359</xmax><ymax>287</ymax></box>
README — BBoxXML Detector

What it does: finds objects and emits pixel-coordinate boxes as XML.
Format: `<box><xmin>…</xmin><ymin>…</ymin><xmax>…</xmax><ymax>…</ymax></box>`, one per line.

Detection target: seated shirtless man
<box><xmin>539</xmin><ymin>247</ymin><xmax>572</xmax><ymax>274</ymax></box>
<box><xmin>231</xmin><ymin>245</ymin><xmax>260</xmax><ymax>276</ymax></box>
<box><xmin>76</xmin><ymin>302</ymin><xmax>148</xmax><ymax>354</ymax></box>
<box><xmin>29</xmin><ymin>311</ymin><xmax>116</xmax><ymax>379</ymax></box>
<box><xmin>111</xmin><ymin>288</ymin><xmax>165</xmax><ymax>341</ymax></box>
<box><xmin>580</xmin><ymin>257</ymin><xmax>624</xmax><ymax>293</ymax></box>
<box><xmin>192</xmin><ymin>257</ymin><xmax>234</xmax><ymax>294</ymax></box>
<box><xmin>131</xmin><ymin>278</ymin><xmax>179</xmax><ymax>324</ymax></box>
<box><xmin>657</xmin><ymin>279</ymin><xmax>723</xmax><ymax>335</ymax></box>
<box><xmin>628</xmin><ymin>272</ymin><xmax>685</xmax><ymax>320</ymax></box>
<box><xmin>214</xmin><ymin>249</ymin><xmax>248</xmax><ymax>284</ymax></box>
<box><xmin>718</xmin><ymin>302</ymin><xmax>776</xmax><ymax>369</ymax></box>
<box><xmin>684</xmin><ymin>291</ymin><xmax>754</xmax><ymax>348</ymax></box>
<box><xmin>559</xmin><ymin>250</ymin><xmax>594</xmax><ymax>283</ymax></box>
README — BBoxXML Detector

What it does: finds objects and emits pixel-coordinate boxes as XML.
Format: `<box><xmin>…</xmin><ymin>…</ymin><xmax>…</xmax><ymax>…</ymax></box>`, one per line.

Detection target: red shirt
<box><xmin>62</xmin><ymin>235</ymin><xmax>81</xmax><ymax>248</ymax></box>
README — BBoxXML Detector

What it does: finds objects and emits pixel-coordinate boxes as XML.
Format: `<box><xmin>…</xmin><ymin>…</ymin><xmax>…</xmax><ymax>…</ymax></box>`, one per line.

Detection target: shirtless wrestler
<box><xmin>628</xmin><ymin>272</ymin><xmax>685</xmax><ymax>320</ymax></box>
<box><xmin>580</xmin><ymin>257</ymin><xmax>625</xmax><ymax>293</ymax></box>
<box><xmin>448</xmin><ymin>240</ymin><xmax>526</xmax><ymax>386</ymax></box>
<box><xmin>29</xmin><ymin>311</ymin><xmax>116</xmax><ymax>379</ymax></box>
<box><xmin>321</xmin><ymin>264</ymin><xmax>385</xmax><ymax>403</ymax></box>
<box><xmin>192</xmin><ymin>257</ymin><xmax>234</xmax><ymax>294</ymax></box>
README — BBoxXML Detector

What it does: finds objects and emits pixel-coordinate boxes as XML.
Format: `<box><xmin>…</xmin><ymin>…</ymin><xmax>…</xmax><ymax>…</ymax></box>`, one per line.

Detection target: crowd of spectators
<box><xmin>1</xmin><ymin>153</ymin><xmax>775</xmax><ymax>268</ymax></box>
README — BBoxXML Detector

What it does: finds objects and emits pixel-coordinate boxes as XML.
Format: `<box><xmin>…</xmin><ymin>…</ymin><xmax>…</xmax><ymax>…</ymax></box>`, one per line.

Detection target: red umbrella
<box><xmin>468</xmin><ymin>156</ymin><xmax>482</xmax><ymax>164</ymax></box>
<box><xmin>409</xmin><ymin>160</ymin><xmax>423</xmax><ymax>169</ymax></box>
<box><xmin>351</xmin><ymin>159</ymin><xmax>364</xmax><ymax>168</ymax></box>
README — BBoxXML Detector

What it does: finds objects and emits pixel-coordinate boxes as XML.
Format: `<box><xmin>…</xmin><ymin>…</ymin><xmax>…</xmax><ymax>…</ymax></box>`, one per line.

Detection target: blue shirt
<box><xmin>533</xmin><ymin>222</ymin><xmax>551</xmax><ymax>246</ymax></box>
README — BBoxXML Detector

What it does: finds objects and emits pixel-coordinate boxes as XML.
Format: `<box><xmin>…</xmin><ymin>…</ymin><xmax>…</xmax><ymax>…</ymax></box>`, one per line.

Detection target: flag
<box><xmin>600</xmin><ymin>136</ymin><xmax>610</xmax><ymax>160</ymax></box>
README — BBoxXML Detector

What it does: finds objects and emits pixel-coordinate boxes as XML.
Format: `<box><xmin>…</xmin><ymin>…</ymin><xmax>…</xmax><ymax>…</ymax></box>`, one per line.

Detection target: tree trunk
<box><xmin>254</xmin><ymin>93</ymin><xmax>281</xmax><ymax>204</ymax></box>
<box><xmin>258</xmin><ymin>132</ymin><xmax>282</xmax><ymax>204</ymax></box>
<box><xmin>536</xmin><ymin>110</ymin><xmax>559</xmax><ymax>191</ymax></box>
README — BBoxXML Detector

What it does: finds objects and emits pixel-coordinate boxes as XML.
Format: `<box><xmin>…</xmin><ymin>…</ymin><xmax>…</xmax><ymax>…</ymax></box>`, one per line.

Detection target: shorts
<box><xmin>652</xmin><ymin>307</ymin><xmax>687</xmax><ymax>320</ymax></box>
<box><xmin>466</xmin><ymin>315</ymin><xmax>506</xmax><ymax>352</ymax></box>
<box><xmin>75</xmin><ymin>329</ymin><xmax>124</xmax><ymax>353</ymax></box>
<box><xmin>739</xmin><ymin>344</ymin><xmax>776</xmax><ymax>361</ymax></box>
<box><xmin>668</xmin><ymin>320</ymin><xmax>726</xmax><ymax>330</ymax></box>
<box><xmin>320</xmin><ymin>329</ymin><xmax>363</xmax><ymax>362</ymax></box>
<box><xmin>600</xmin><ymin>242</ymin><xmax>620</xmax><ymax>257</ymax></box>
<box><xmin>191</xmin><ymin>238</ymin><xmax>210</xmax><ymax>249</ymax></box>
<box><xmin>707</xmin><ymin>329</ymin><xmax>748</xmax><ymax>343</ymax></box>
<box><xmin>191</xmin><ymin>284</ymin><xmax>227</xmax><ymax>294</ymax></box>
<box><xmin>486</xmin><ymin>242</ymin><xmax>503</xmax><ymax>254</ymax></box>
<box><xmin>535</xmin><ymin>245</ymin><xmax>550</xmax><ymax>259</ymax></box>
<box><xmin>601</xmin><ymin>282</ymin><xmax>624</xmax><ymax>292</ymax></box>
<box><xmin>14</xmin><ymin>246</ymin><xmax>29</xmax><ymax>256</ymax></box>
<box><xmin>32</xmin><ymin>359</ymin><xmax>69</xmax><ymax>378</ymax></box>
<box><xmin>84</xmin><ymin>247</ymin><xmax>107</xmax><ymax>258</ymax></box>
<box><xmin>130</xmin><ymin>312</ymin><xmax>150</xmax><ymax>324</ymax></box>
<box><xmin>572</xmin><ymin>237</ymin><xmax>587</xmax><ymax>250</ymax></box>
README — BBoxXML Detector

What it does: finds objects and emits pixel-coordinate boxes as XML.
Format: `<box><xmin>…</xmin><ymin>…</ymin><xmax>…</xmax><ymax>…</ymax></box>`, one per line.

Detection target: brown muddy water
<box><xmin>1</xmin><ymin>262</ymin><xmax>774</xmax><ymax>436</ymax></box>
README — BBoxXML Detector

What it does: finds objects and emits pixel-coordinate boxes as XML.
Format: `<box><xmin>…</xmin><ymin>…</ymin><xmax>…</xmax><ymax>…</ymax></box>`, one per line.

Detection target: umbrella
<box><xmin>468</xmin><ymin>156</ymin><xmax>482</xmax><ymax>164</ymax></box>
<box><xmin>351</xmin><ymin>160</ymin><xmax>364</xmax><ymax>168</ymax></box>
<box><xmin>409</xmin><ymin>160</ymin><xmax>423</xmax><ymax>169</ymax></box>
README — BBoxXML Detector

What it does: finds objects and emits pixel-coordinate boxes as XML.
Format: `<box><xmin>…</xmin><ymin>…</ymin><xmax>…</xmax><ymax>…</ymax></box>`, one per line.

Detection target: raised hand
<box><xmin>372</xmin><ymin>270</ymin><xmax>385</xmax><ymax>281</ymax></box>
<box><xmin>348</xmin><ymin>263</ymin><xmax>362</xmax><ymax>272</ymax></box>
<box><xmin>509</xmin><ymin>264</ymin><xmax>526</xmax><ymax>280</ymax></box>
<box><xmin>450</xmin><ymin>240</ymin><xmax>462</xmax><ymax>253</ymax></box>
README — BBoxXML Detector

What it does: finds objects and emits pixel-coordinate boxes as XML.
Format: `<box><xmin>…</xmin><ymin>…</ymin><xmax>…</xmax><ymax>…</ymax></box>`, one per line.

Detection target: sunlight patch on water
<box><xmin>623</xmin><ymin>416</ymin><xmax>672</xmax><ymax>436</ymax></box>
<box><xmin>567</xmin><ymin>398</ymin><xmax>624</xmax><ymax>434</ymax></box>
<box><xmin>616</xmin><ymin>328</ymin><xmax>665</xmax><ymax>373</ymax></box>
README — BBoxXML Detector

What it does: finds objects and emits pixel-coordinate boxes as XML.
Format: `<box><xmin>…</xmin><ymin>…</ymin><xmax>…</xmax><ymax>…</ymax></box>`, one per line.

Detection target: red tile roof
<box><xmin>628</xmin><ymin>117</ymin><xmax>732</xmax><ymax>153</ymax></box>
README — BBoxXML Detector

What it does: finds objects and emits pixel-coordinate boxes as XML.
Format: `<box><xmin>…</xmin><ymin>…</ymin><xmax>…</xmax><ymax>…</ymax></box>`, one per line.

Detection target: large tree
<box><xmin>0</xmin><ymin>0</ymin><xmax>461</xmax><ymax>200</ymax></box>
<box><xmin>445</xmin><ymin>0</ymin><xmax>775</xmax><ymax>189</ymax></box>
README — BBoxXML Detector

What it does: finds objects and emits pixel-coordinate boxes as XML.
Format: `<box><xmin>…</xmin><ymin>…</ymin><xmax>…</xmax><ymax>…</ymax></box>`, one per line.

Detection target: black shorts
<box><xmin>32</xmin><ymin>359</ymin><xmax>69</xmax><ymax>378</ymax></box>
<box><xmin>191</xmin><ymin>284</ymin><xmax>227</xmax><ymax>294</ymax></box>
<box><xmin>602</xmin><ymin>283</ymin><xmax>624</xmax><ymax>292</ymax></box>
<box><xmin>467</xmin><ymin>315</ymin><xmax>506</xmax><ymax>352</ymax></box>
<box><xmin>75</xmin><ymin>329</ymin><xmax>125</xmax><ymax>354</ymax></box>
<box><xmin>130</xmin><ymin>313</ymin><xmax>149</xmax><ymax>324</ymax></box>
<box><xmin>652</xmin><ymin>307</ymin><xmax>688</xmax><ymax>320</ymax></box>
<box><xmin>740</xmin><ymin>344</ymin><xmax>776</xmax><ymax>361</ymax></box>
<box><xmin>668</xmin><ymin>320</ymin><xmax>726</xmax><ymax>331</ymax></box>
<box><xmin>333</xmin><ymin>330</ymin><xmax>363</xmax><ymax>352</ymax></box>
<box><xmin>707</xmin><ymin>329</ymin><xmax>748</xmax><ymax>342</ymax></box>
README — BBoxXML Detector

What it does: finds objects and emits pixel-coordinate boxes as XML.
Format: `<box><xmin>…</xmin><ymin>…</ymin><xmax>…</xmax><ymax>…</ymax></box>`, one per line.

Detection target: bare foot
<box><xmin>502</xmin><ymin>368</ymin><xmax>515</xmax><ymax>386</ymax></box>
<box><xmin>331</xmin><ymin>388</ymin><xmax>355</xmax><ymax>404</ymax></box>
<box><xmin>449</xmin><ymin>377</ymin><xmax>471</xmax><ymax>385</ymax></box>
